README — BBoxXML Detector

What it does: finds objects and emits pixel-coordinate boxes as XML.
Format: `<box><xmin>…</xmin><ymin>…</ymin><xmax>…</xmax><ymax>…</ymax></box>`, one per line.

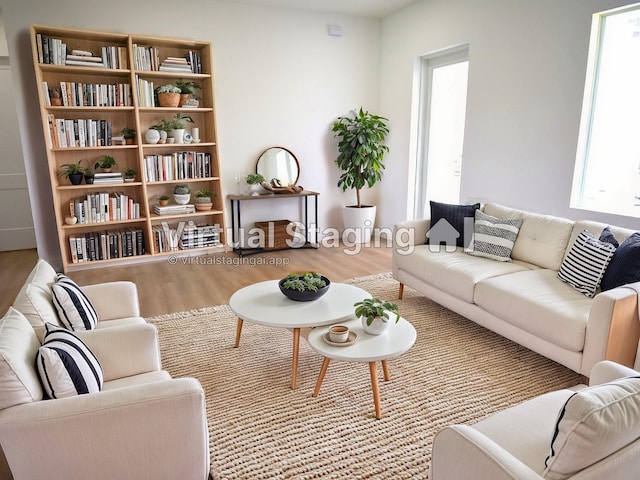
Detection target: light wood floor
<box><xmin>1</xmin><ymin>244</ymin><xmax>392</xmax><ymax>317</ymax></box>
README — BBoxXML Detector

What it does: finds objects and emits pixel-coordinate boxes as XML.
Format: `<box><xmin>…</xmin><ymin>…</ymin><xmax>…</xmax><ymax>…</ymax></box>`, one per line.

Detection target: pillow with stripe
<box><xmin>36</xmin><ymin>323</ymin><xmax>103</xmax><ymax>399</ymax></box>
<box><xmin>466</xmin><ymin>210</ymin><xmax>523</xmax><ymax>262</ymax></box>
<box><xmin>557</xmin><ymin>230</ymin><xmax>616</xmax><ymax>297</ymax></box>
<box><xmin>51</xmin><ymin>274</ymin><xmax>98</xmax><ymax>330</ymax></box>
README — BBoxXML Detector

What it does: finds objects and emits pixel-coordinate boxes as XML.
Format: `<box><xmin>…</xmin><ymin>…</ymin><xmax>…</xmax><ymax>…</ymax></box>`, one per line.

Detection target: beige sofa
<box><xmin>393</xmin><ymin>203</ymin><xmax>640</xmax><ymax>376</ymax></box>
<box><xmin>431</xmin><ymin>360</ymin><xmax>640</xmax><ymax>479</ymax></box>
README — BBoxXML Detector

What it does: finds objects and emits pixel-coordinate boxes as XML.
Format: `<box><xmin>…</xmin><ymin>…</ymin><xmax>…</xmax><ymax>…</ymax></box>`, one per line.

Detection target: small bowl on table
<box><xmin>278</xmin><ymin>276</ymin><xmax>331</xmax><ymax>302</ymax></box>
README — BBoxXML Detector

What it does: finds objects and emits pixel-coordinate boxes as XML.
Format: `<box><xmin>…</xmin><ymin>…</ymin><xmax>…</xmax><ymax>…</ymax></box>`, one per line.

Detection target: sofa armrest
<box><xmin>432</xmin><ymin>425</ymin><xmax>542</xmax><ymax>480</ymax></box>
<box><xmin>74</xmin><ymin>323</ymin><xmax>162</xmax><ymax>381</ymax></box>
<box><xmin>81</xmin><ymin>281</ymin><xmax>141</xmax><ymax>320</ymax></box>
<box><xmin>589</xmin><ymin>360</ymin><xmax>639</xmax><ymax>386</ymax></box>
<box><xmin>0</xmin><ymin>377</ymin><xmax>209</xmax><ymax>480</ymax></box>
<box><xmin>393</xmin><ymin>218</ymin><xmax>431</xmax><ymax>248</ymax></box>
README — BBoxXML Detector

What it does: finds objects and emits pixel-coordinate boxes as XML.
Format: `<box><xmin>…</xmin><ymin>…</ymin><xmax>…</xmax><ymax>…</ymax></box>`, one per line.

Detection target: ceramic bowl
<box><xmin>278</xmin><ymin>276</ymin><xmax>331</xmax><ymax>302</ymax></box>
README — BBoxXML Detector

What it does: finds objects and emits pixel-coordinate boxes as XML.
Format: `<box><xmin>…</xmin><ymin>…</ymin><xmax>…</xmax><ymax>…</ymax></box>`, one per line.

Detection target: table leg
<box><xmin>369</xmin><ymin>361</ymin><xmax>382</xmax><ymax>420</ymax></box>
<box><xmin>234</xmin><ymin>318</ymin><xmax>243</xmax><ymax>348</ymax></box>
<box><xmin>291</xmin><ymin>327</ymin><xmax>300</xmax><ymax>389</ymax></box>
<box><xmin>312</xmin><ymin>357</ymin><xmax>331</xmax><ymax>397</ymax></box>
<box><xmin>381</xmin><ymin>360</ymin><xmax>390</xmax><ymax>381</ymax></box>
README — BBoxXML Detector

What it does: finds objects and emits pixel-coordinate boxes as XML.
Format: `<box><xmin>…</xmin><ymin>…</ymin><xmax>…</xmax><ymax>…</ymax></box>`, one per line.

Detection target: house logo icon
<box><xmin>426</xmin><ymin>217</ymin><xmax>474</xmax><ymax>252</ymax></box>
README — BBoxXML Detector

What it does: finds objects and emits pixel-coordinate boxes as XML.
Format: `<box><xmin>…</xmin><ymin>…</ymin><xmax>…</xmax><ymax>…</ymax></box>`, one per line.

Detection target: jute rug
<box><xmin>146</xmin><ymin>272</ymin><xmax>583</xmax><ymax>479</ymax></box>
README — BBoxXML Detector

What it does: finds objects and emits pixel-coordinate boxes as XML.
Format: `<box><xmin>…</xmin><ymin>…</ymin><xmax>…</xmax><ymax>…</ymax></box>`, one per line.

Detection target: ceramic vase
<box><xmin>361</xmin><ymin>316</ymin><xmax>389</xmax><ymax>335</ymax></box>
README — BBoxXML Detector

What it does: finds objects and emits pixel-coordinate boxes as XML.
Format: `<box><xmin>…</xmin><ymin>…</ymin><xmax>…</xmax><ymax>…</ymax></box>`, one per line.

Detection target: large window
<box><xmin>571</xmin><ymin>3</ymin><xmax>640</xmax><ymax>218</ymax></box>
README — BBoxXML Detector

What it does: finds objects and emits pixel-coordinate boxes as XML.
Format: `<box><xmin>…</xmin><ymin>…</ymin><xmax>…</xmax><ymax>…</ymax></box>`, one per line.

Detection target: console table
<box><xmin>228</xmin><ymin>190</ymin><xmax>319</xmax><ymax>256</ymax></box>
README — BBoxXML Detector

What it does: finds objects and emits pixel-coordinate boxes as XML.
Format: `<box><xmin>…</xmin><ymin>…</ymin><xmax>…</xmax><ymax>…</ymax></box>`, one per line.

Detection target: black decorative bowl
<box><xmin>278</xmin><ymin>275</ymin><xmax>331</xmax><ymax>302</ymax></box>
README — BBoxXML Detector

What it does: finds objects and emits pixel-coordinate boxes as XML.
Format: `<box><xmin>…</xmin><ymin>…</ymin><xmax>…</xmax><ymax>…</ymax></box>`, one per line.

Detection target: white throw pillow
<box><xmin>557</xmin><ymin>230</ymin><xmax>616</xmax><ymax>297</ymax></box>
<box><xmin>36</xmin><ymin>323</ymin><xmax>103</xmax><ymax>399</ymax></box>
<box><xmin>466</xmin><ymin>210</ymin><xmax>523</xmax><ymax>262</ymax></box>
<box><xmin>544</xmin><ymin>376</ymin><xmax>640</xmax><ymax>480</ymax></box>
<box><xmin>51</xmin><ymin>274</ymin><xmax>98</xmax><ymax>330</ymax></box>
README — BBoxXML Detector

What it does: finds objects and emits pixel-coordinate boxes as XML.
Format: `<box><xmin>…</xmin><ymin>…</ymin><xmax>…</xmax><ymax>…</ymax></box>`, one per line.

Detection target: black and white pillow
<box><xmin>36</xmin><ymin>323</ymin><xmax>103</xmax><ymax>399</ymax></box>
<box><xmin>466</xmin><ymin>210</ymin><xmax>523</xmax><ymax>262</ymax></box>
<box><xmin>557</xmin><ymin>230</ymin><xmax>616</xmax><ymax>297</ymax></box>
<box><xmin>51</xmin><ymin>274</ymin><xmax>98</xmax><ymax>330</ymax></box>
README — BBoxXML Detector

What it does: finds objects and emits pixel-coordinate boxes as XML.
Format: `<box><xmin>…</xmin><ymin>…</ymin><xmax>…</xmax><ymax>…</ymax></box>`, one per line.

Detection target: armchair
<box><xmin>431</xmin><ymin>360</ymin><xmax>640</xmax><ymax>479</ymax></box>
<box><xmin>0</xmin><ymin>307</ymin><xmax>210</xmax><ymax>480</ymax></box>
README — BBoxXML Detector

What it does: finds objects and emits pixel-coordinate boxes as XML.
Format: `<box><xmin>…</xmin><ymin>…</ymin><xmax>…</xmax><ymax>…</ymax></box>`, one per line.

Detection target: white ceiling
<box><xmin>221</xmin><ymin>0</ymin><xmax>420</xmax><ymax>18</ymax></box>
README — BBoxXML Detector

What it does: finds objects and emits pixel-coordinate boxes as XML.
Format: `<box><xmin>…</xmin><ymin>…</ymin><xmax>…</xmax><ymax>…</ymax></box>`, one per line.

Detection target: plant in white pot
<box><xmin>173</xmin><ymin>184</ymin><xmax>191</xmax><ymax>205</ymax></box>
<box><xmin>332</xmin><ymin>107</ymin><xmax>389</xmax><ymax>243</ymax></box>
<box><xmin>354</xmin><ymin>297</ymin><xmax>399</xmax><ymax>335</ymax></box>
<box><xmin>246</xmin><ymin>173</ymin><xmax>265</xmax><ymax>196</ymax></box>
<box><xmin>168</xmin><ymin>112</ymin><xmax>194</xmax><ymax>144</ymax></box>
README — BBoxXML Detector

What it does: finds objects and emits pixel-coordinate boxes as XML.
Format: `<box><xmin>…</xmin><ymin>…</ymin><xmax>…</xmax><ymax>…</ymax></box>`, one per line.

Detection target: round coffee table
<box><xmin>229</xmin><ymin>280</ymin><xmax>369</xmax><ymax>389</ymax></box>
<box><xmin>307</xmin><ymin>316</ymin><xmax>417</xmax><ymax>419</ymax></box>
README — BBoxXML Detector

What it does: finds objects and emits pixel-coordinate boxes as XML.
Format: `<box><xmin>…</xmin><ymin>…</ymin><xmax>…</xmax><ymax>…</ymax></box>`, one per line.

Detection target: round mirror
<box><xmin>256</xmin><ymin>147</ymin><xmax>300</xmax><ymax>186</ymax></box>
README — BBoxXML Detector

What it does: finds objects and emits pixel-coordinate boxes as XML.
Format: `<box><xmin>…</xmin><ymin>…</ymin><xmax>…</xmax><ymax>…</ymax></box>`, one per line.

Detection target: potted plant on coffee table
<box><xmin>354</xmin><ymin>297</ymin><xmax>399</xmax><ymax>335</ymax></box>
<box><xmin>332</xmin><ymin>107</ymin><xmax>389</xmax><ymax>243</ymax></box>
<box><xmin>278</xmin><ymin>272</ymin><xmax>331</xmax><ymax>302</ymax></box>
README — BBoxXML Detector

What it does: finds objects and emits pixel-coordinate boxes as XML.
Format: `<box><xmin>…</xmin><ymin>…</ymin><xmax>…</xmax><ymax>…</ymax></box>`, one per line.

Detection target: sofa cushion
<box><xmin>36</xmin><ymin>323</ymin><xmax>103</xmax><ymax>399</ymax></box>
<box><xmin>474</xmin><ymin>269</ymin><xmax>593</xmax><ymax>352</ymax></box>
<box><xmin>601</xmin><ymin>232</ymin><xmax>640</xmax><ymax>291</ymax></box>
<box><xmin>0</xmin><ymin>308</ymin><xmax>43</xmax><ymax>409</ymax></box>
<box><xmin>13</xmin><ymin>263</ymin><xmax>62</xmax><ymax>337</ymax></box>
<box><xmin>482</xmin><ymin>203</ymin><xmax>574</xmax><ymax>270</ymax></box>
<box><xmin>557</xmin><ymin>230</ymin><xmax>616</xmax><ymax>298</ymax></box>
<box><xmin>599</xmin><ymin>226</ymin><xmax>619</xmax><ymax>248</ymax></box>
<box><xmin>544</xmin><ymin>376</ymin><xmax>640</xmax><ymax>480</ymax></box>
<box><xmin>427</xmin><ymin>201</ymin><xmax>480</xmax><ymax>248</ymax></box>
<box><xmin>51</xmin><ymin>274</ymin><xmax>98</xmax><ymax>331</ymax></box>
<box><xmin>467</xmin><ymin>210</ymin><xmax>523</xmax><ymax>262</ymax></box>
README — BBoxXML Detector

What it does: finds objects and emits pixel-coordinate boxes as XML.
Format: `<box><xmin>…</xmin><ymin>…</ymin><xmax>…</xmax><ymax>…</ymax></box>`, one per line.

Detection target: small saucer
<box><xmin>322</xmin><ymin>331</ymin><xmax>357</xmax><ymax>347</ymax></box>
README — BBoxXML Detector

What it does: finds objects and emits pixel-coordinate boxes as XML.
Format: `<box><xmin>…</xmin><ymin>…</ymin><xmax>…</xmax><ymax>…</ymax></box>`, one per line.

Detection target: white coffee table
<box><xmin>307</xmin><ymin>316</ymin><xmax>417</xmax><ymax>419</ymax></box>
<box><xmin>229</xmin><ymin>280</ymin><xmax>369</xmax><ymax>389</ymax></box>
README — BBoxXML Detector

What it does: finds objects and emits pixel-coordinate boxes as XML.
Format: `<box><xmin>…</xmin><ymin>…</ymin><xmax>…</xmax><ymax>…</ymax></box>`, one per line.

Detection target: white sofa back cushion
<box><xmin>0</xmin><ymin>307</ymin><xmax>43</xmax><ymax>409</ymax></box>
<box><xmin>544</xmin><ymin>376</ymin><xmax>640</xmax><ymax>480</ymax></box>
<box><xmin>482</xmin><ymin>203</ymin><xmax>573</xmax><ymax>271</ymax></box>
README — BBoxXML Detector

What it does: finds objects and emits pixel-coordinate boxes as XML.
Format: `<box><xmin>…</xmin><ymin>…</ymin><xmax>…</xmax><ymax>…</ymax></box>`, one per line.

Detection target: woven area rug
<box><xmin>146</xmin><ymin>272</ymin><xmax>583</xmax><ymax>479</ymax></box>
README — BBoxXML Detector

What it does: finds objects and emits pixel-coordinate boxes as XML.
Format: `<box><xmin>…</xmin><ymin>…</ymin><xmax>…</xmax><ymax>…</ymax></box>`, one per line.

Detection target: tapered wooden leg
<box><xmin>369</xmin><ymin>361</ymin><xmax>382</xmax><ymax>419</ymax></box>
<box><xmin>381</xmin><ymin>360</ymin><xmax>390</xmax><ymax>381</ymax></box>
<box><xmin>234</xmin><ymin>318</ymin><xmax>243</xmax><ymax>348</ymax></box>
<box><xmin>398</xmin><ymin>283</ymin><xmax>404</xmax><ymax>300</ymax></box>
<box><xmin>291</xmin><ymin>327</ymin><xmax>300</xmax><ymax>389</ymax></box>
<box><xmin>312</xmin><ymin>357</ymin><xmax>331</xmax><ymax>397</ymax></box>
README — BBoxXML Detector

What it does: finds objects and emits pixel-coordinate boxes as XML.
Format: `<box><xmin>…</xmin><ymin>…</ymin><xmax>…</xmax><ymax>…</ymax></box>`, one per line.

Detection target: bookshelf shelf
<box><xmin>32</xmin><ymin>24</ymin><xmax>226</xmax><ymax>271</ymax></box>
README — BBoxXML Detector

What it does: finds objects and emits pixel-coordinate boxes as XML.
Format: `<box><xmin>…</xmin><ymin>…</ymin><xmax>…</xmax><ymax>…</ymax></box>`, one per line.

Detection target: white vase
<box><xmin>173</xmin><ymin>193</ymin><xmax>191</xmax><ymax>205</ymax></box>
<box><xmin>171</xmin><ymin>128</ymin><xmax>185</xmax><ymax>144</ymax></box>
<box><xmin>360</xmin><ymin>316</ymin><xmax>389</xmax><ymax>335</ymax></box>
<box><xmin>248</xmin><ymin>184</ymin><xmax>262</xmax><ymax>196</ymax></box>
<box><xmin>144</xmin><ymin>129</ymin><xmax>160</xmax><ymax>144</ymax></box>
<box><xmin>159</xmin><ymin>130</ymin><xmax>168</xmax><ymax>143</ymax></box>
<box><xmin>342</xmin><ymin>205</ymin><xmax>377</xmax><ymax>244</ymax></box>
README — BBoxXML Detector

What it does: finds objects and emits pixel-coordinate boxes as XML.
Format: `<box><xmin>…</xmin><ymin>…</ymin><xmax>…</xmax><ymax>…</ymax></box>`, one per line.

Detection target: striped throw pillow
<box><xmin>467</xmin><ymin>210</ymin><xmax>523</xmax><ymax>262</ymax></box>
<box><xmin>557</xmin><ymin>230</ymin><xmax>616</xmax><ymax>297</ymax></box>
<box><xmin>51</xmin><ymin>274</ymin><xmax>98</xmax><ymax>330</ymax></box>
<box><xmin>36</xmin><ymin>323</ymin><xmax>103</xmax><ymax>399</ymax></box>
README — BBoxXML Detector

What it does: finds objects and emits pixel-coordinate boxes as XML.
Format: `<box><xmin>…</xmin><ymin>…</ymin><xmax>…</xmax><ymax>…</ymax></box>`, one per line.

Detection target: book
<box><xmin>65</xmin><ymin>59</ymin><xmax>105</xmax><ymax>68</ymax></box>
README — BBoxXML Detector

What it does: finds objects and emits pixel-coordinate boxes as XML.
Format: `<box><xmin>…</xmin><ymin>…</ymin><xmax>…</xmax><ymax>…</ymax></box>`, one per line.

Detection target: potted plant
<box><xmin>121</xmin><ymin>127</ymin><xmax>136</xmax><ymax>145</ymax></box>
<box><xmin>148</xmin><ymin>119</ymin><xmax>172</xmax><ymax>144</ymax></box>
<box><xmin>194</xmin><ymin>189</ymin><xmax>215</xmax><ymax>211</ymax></box>
<box><xmin>175</xmin><ymin>80</ymin><xmax>201</xmax><ymax>107</ymax></box>
<box><xmin>123</xmin><ymin>168</ymin><xmax>136</xmax><ymax>182</ymax></box>
<box><xmin>158</xmin><ymin>195</ymin><xmax>170</xmax><ymax>207</ymax></box>
<box><xmin>49</xmin><ymin>86</ymin><xmax>63</xmax><ymax>106</ymax></box>
<box><xmin>155</xmin><ymin>84</ymin><xmax>181</xmax><ymax>107</ymax></box>
<box><xmin>168</xmin><ymin>112</ymin><xmax>194</xmax><ymax>144</ymax></box>
<box><xmin>278</xmin><ymin>272</ymin><xmax>331</xmax><ymax>302</ymax></box>
<box><xmin>58</xmin><ymin>160</ymin><xmax>86</xmax><ymax>185</ymax></box>
<box><xmin>83</xmin><ymin>165</ymin><xmax>94</xmax><ymax>184</ymax></box>
<box><xmin>94</xmin><ymin>155</ymin><xmax>117</xmax><ymax>173</ymax></box>
<box><xmin>173</xmin><ymin>184</ymin><xmax>191</xmax><ymax>205</ymax></box>
<box><xmin>354</xmin><ymin>297</ymin><xmax>399</xmax><ymax>335</ymax></box>
<box><xmin>246</xmin><ymin>173</ymin><xmax>265</xmax><ymax>196</ymax></box>
<box><xmin>332</xmin><ymin>107</ymin><xmax>390</xmax><ymax>243</ymax></box>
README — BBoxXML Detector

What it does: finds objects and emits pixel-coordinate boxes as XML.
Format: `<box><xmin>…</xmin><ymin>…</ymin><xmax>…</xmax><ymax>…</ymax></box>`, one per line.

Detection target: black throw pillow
<box><xmin>599</xmin><ymin>226</ymin><xmax>619</xmax><ymax>248</ymax></box>
<box><xmin>601</xmin><ymin>232</ymin><xmax>640</xmax><ymax>291</ymax></box>
<box><xmin>427</xmin><ymin>201</ymin><xmax>480</xmax><ymax>248</ymax></box>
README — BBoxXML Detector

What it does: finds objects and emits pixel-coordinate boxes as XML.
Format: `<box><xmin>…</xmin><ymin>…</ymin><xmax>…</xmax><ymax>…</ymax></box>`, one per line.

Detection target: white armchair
<box><xmin>0</xmin><ymin>308</ymin><xmax>210</xmax><ymax>480</ymax></box>
<box><xmin>431</xmin><ymin>361</ymin><xmax>640</xmax><ymax>479</ymax></box>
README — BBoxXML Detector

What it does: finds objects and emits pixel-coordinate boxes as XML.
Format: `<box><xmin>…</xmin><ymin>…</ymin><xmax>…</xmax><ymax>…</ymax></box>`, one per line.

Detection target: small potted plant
<box><xmin>354</xmin><ymin>297</ymin><xmax>400</xmax><ymax>335</ymax></box>
<box><xmin>155</xmin><ymin>84</ymin><xmax>181</xmax><ymax>107</ymax></box>
<box><xmin>83</xmin><ymin>165</ymin><xmax>94</xmax><ymax>184</ymax></box>
<box><xmin>123</xmin><ymin>167</ymin><xmax>136</xmax><ymax>182</ymax></box>
<box><xmin>121</xmin><ymin>127</ymin><xmax>136</xmax><ymax>145</ymax></box>
<box><xmin>49</xmin><ymin>86</ymin><xmax>63</xmax><ymax>106</ymax></box>
<box><xmin>149</xmin><ymin>119</ymin><xmax>172</xmax><ymax>144</ymax></box>
<box><xmin>58</xmin><ymin>160</ymin><xmax>85</xmax><ymax>185</ymax></box>
<box><xmin>278</xmin><ymin>272</ymin><xmax>331</xmax><ymax>302</ymax></box>
<box><xmin>194</xmin><ymin>189</ymin><xmax>215</xmax><ymax>211</ymax></box>
<box><xmin>246</xmin><ymin>173</ymin><xmax>265</xmax><ymax>196</ymax></box>
<box><xmin>175</xmin><ymin>80</ymin><xmax>201</xmax><ymax>107</ymax></box>
<box><xmin>168</xmin><ymin>112</ymin><xmax>194</xmax><ymax>143</ymax></box>
<box><xmin>158</xmin><ymin>195</ymin><xmax>170</xmax><ymax>207</ymax></box>
<box><xmin>173</xmin><ymin>184</ymin><xmax>191</xmax><ymax>205</ymax></box>
<box><xmin>94</xmin><ymin>155</ymin><xmax>117</xmax><ymax>173</ymax></box>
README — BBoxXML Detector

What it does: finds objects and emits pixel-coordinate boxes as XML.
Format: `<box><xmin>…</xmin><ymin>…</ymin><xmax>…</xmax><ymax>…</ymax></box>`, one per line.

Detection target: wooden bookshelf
<box><xmin>31</xmin><ymin>25</ymin><xmax>226</xmax><ymax>272</ymax></box>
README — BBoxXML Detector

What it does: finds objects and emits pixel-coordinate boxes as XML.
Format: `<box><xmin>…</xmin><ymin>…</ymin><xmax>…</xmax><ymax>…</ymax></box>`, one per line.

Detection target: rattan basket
<box><xmin>255</xmin><ymin>220</ymin><xmax>295</xmax><ymax>250</ymax></box>
<box><xmin>157</xmin><ymin>92</ymin><xmax>180</xmax><ymax>107</ymax></box>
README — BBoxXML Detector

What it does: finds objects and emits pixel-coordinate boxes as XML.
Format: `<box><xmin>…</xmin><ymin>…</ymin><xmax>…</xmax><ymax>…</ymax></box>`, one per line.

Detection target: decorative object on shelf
<box><xmin>123</xmin><ymin>168</ymin><xmax>136</xmax><ymax>182</ymax></box>
<box><xmin>194</xmin><ymin>189</ymin><xmax>215</xmax><ymax>211</ymax></box>
<box><xmin>144</xmin><ymin>128</ymin><xmax>160</xmax><ymax>144</ymax></box>
<box><xmin>354</xmin><ymin>297</ymin><xmax>400</xmax><ymax>335</ymax></box>
<box><xmin>94</xmin><ymin>155</ymin><xmax>117</xmax><ymax>173</ymax></box>
<box><xmin>64</xmin><ymin>215</ymin><xmax>78</xmax><ymax>225</ymax></box>
<box><xmin>183</xmin><ymin>132</ymin><xmax>193</xmax><ymax>144</ymax></box>
<box><xmin>173</xmin><ymin>184</ymin><xmax>191</xmax><ymax>205</ymax></box>
<box><xmin>158</xmin><ymin>195</ymin><xmax>170</xmax><ymax>207</ymax></box>
<box><xmin>279</xmin><ymin>272</ymin><xmax>330</xmax><ymax>302</ymax></box>
<box><xmin>332</xmin><ymin>108</ymin><xmax>389</xmax><ymax>243</ymax></box>
<box><xmin>49</xmin><ymin>86</ymin><xmax>63</xmax><ymax>106</ymax></box>
<box><xmin>246</xmin><ymin>173</ymin><xmax>265</xmax><ymax>196</ymax></box>
<box><xmin>121</xmin><ymin>127</ymin><xmax>136</xmax><ymax>145</ymax></box>
<box><xmin>192</xmin><ymin>127</ymin><xmax>200</xmax><ymax>142</ymax></box>
<box><xmin>155</xmin><ymin>84</ymin><xmax>181</xmax><ymax>107</ymax></box>
<box><xmin>168</xmin><ymin>113</ymin><xmax>194</xmax><ymax>144</ymax></box>
<box><xmin>83</xmin><ymin>166</ymin><xmax>94</xmax><ymax>184</ymax></box>
<box><xmin>175</xmin><ymin>80</ymin><xmax>201</xmax><ymax>107</ymax></box>
<box><xmin>58</xmin><ymin>160</ymin><xmax>86</xmax><ymax>185</ymax></box>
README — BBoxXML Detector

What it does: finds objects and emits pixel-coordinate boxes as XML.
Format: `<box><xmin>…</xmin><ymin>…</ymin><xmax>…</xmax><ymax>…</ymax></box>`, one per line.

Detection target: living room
<box><xmin>2</xmin><ymin>0</ymin><xmax>640</xmax><ymax>479</ymax></box>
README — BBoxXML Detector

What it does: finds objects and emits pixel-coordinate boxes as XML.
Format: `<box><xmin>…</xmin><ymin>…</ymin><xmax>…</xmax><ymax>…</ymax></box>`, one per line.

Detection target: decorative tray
<box><xmin>322</xmin><ymin>331</ymin><xmax>357</xmax><ymax>347</ymax></box>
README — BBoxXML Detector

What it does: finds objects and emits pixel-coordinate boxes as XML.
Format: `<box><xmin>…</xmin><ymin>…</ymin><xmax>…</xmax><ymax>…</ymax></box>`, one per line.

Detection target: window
<box><xmin>411</xmin><ymin>47</ymin><xmax>469</xmax><ymax>219</ymax></box>
<box><xmin>571</xmin><ymin>3</ymin><xmax>640</xmax><ymax>218</ymax></box>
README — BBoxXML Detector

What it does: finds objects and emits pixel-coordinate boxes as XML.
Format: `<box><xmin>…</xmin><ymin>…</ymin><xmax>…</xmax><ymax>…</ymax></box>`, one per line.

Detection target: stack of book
<box><xmin>153</xmin><ymin>203</ymin><xmax>196</xmax><ymax>216</ymax></box>
<box><xmin>93</xmin><ymin>172</ymin><xmax>123</xmax><ymax>184</ymax></box>
<box><xmin>65</xmin><ymin>49</ymin><xmax>105</xmax><ymax>67</ymax></box>
<box><xmin>158</xmin><ymin>56</ymin><xmax>193</xmax><ymax>73</ymax></box>
<box><xmin>180</xmin><ymin>223</ymin><xmax>221</xmax><ymax>249</ymax></box>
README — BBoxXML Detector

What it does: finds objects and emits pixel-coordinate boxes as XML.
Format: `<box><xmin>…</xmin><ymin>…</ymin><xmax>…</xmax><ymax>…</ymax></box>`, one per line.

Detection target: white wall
<box><xmin>0</xmin><ymin>0</ymin><xmax>381</xmax><ymax>268</ymax></box>
<box><xmin>380</xmin><ymin>0</ymin><xmax>640</xmax><ymax>230</ymax></box>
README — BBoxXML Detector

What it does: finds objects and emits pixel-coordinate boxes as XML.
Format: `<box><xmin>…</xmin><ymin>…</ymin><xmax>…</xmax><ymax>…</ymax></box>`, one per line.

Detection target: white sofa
<box><xmin>393</xmin><ymin>203</ymin><xmax>640</xmax><ymax>376</ymax></box>
<box><xmin>431</xmin><ymin>360</ymin><xmax>640</xmax><ymax>479</ymax></box>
